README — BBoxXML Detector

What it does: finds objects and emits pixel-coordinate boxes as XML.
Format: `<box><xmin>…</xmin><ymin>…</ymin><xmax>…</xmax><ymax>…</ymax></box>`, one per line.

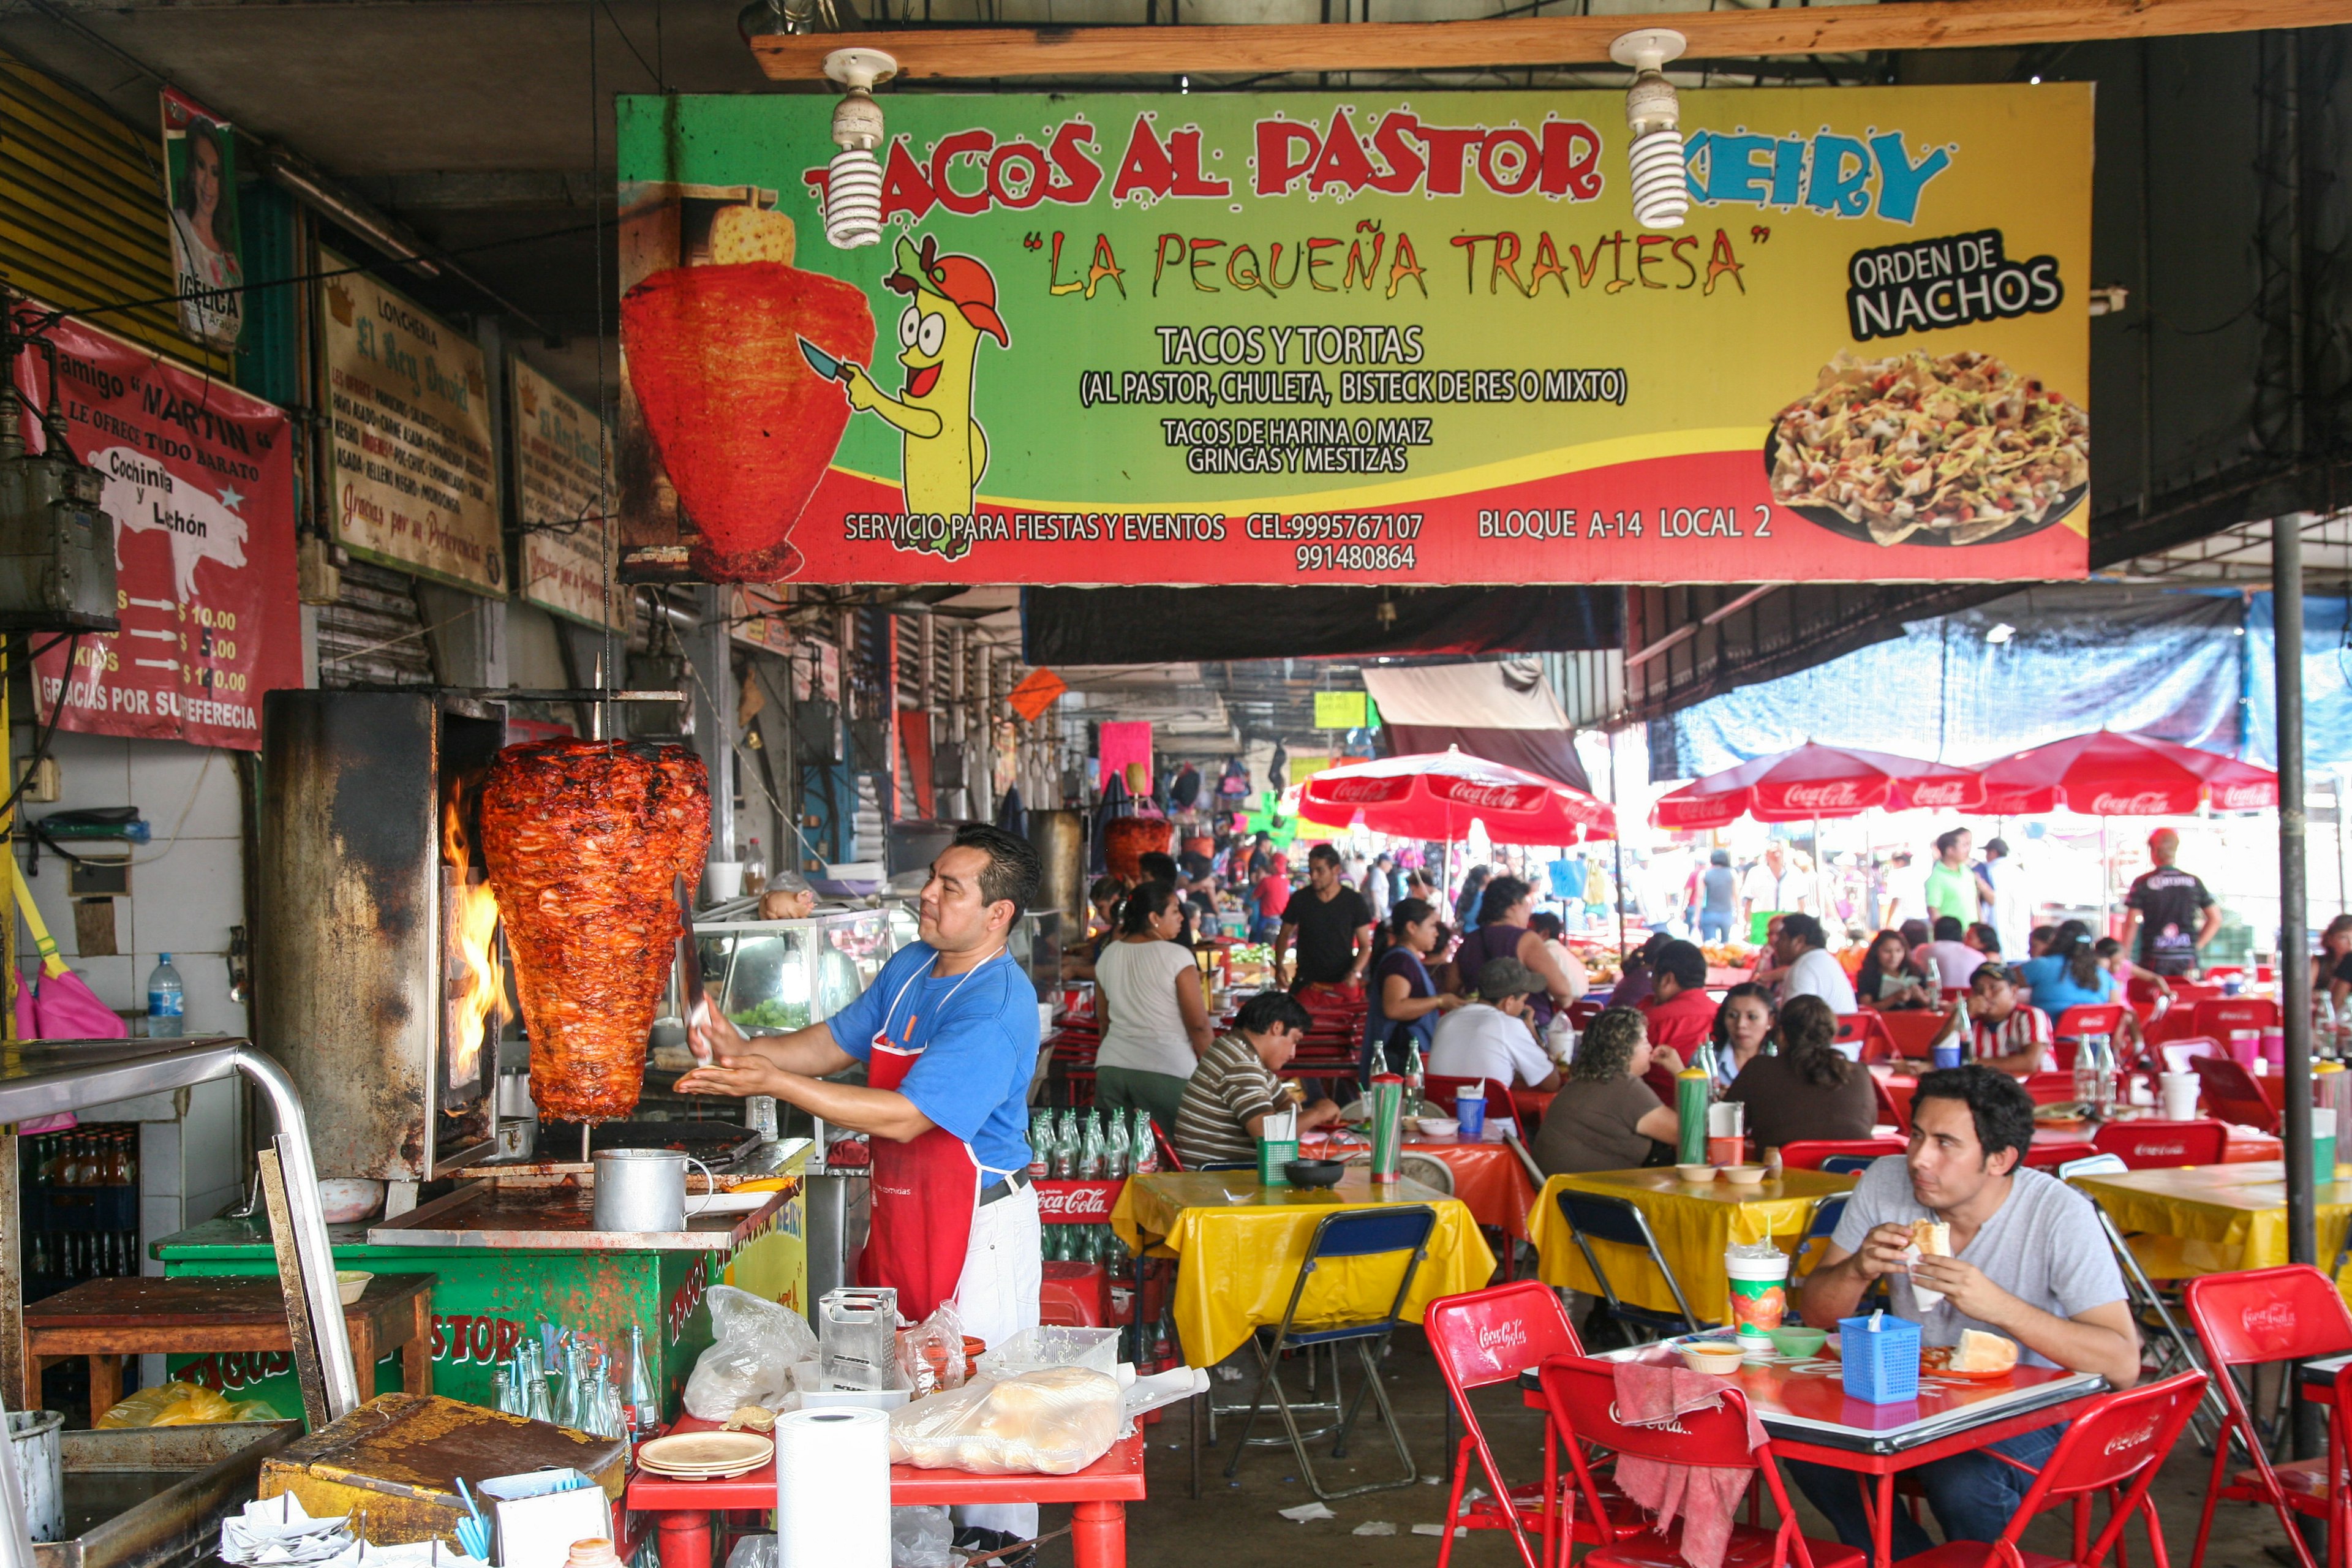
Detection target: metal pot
<box><xmin>7</xmin><ymin>1408</ymin><xmax>64</xmax><ymax>1542</ymax></box>
<box><xmin>591</xmin><ymin>1147</ymin><xmax>716</xmax><ymax>1234</ymax></box>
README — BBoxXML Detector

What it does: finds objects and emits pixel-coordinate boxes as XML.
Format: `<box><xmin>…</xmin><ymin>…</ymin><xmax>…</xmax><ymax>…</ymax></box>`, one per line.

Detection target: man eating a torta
<box><xmin>1792</xmin><ymin>1065</ymin><xmax>2138</xmax><ymax>1555</ymax></box>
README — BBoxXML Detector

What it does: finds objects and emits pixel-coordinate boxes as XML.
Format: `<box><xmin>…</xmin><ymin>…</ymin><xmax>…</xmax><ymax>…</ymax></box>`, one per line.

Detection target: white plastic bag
<box><xmin>889</xmin><ymin>1507</ymin><xmax>953</xmax><ymax>1568</ymax></box>
<box><xmin>723</xmin><ymin>1537</ymin><xmax>773</xmax><ymax>1568</ymax></box>
<box><xmin>684</xmin><ymin>1286</ymin><xmax>821</xmax><ymax>1419</ymax></box>
<box><xmin>885</xmin><ymin>1367</ymin><xmax>1122</xmax><ymax>1476</ymax></box>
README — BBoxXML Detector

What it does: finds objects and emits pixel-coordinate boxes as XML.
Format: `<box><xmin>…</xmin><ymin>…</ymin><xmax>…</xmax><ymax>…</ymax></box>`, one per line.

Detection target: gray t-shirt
<box><xmin>1830</xmin><ymin>1156</ymin><xmax>2125</xmax><ymax>1368</ymax></box>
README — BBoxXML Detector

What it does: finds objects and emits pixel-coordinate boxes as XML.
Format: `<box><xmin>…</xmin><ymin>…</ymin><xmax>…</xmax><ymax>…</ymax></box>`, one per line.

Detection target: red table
<box><xmin>627</xmin><ymin>1418</ymin><xmax>1148</xmax><ymax>1568</ymax></box>
<box><xmin>1523</xmin><ymin>1346</ymin><xmax>2109</xmax><ymax>1568</ymax></box>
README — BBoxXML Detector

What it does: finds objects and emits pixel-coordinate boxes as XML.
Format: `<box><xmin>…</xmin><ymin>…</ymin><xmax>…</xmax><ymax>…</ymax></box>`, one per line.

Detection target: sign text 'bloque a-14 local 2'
<box><xmin>613</xmin><ymin>86</ymin><xmax>2089</xmax><ymax>586</ymax></box>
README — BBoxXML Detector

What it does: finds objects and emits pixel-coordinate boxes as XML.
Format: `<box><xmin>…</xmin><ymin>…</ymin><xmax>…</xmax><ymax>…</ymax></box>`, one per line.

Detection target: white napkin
<box><xmin>220</xmin><ymin>1496</ymin><xmax>355</xmax><ymax>1566</ymax></box>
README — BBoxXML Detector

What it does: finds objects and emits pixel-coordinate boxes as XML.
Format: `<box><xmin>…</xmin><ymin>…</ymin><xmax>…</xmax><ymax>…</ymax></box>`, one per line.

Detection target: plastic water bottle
<box><xmin>146</xmin><ymin>954</ymin><xmax>185</xmax><ymax>1038</ymax></box>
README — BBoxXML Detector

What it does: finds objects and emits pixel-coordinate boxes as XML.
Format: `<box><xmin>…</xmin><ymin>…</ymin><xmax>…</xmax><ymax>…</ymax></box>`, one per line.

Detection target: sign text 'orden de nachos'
<box><xmin>9</xmin><ymin>308</ymin><xmax>300</xmax><ymax>750</ymax></box>
<box><xmin>614</xmin><ymin>86</ymin><xmax>2090</xmax><ymax>586</ymax></box>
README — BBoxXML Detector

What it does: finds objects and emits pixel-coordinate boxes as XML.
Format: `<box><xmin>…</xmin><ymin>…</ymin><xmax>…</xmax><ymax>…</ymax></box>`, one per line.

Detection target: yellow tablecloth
<box><xmin>1111</xmin><ymin>1170</ymin><xmax>1498</xmax><ymax>1366</ymax></box>
<box><xmin>1526</xmin><ymin>1169</ymin><xmax>1854</xmax><ymax>1320</ymax></box>
<box><xmin>2071</xmin><ymin>1161</ymin><xmax>2352</xmax><ymax>1292</ymax></box>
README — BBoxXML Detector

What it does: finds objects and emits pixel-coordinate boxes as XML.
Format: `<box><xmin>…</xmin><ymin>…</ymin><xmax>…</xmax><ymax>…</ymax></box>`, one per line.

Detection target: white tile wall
<box><xmin>18</xmin><ymin>729</ymin><xmax>252</xmax><ymax>1265</ymax></box>
<box><xmin>14</xmin><ymin>729</ymin><xmax>249</xmax><ymax>1037</ymax></box>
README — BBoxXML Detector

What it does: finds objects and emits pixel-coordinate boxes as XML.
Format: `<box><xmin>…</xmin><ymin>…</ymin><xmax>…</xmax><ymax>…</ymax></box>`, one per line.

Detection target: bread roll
<box><xmin>709</xmin><ymin>205</ymin><xmax>796</xmax><ymax>266</ymax></box>
<box><xmin>1911</xmin><ymin>1219</ymin><xmax>1951</xmax><ymax>1257</ymax></box>
<box><xmin>1950</xmin><ymin>1329</ymin><xmax>2019</xmax><ymax>1373</ymax></box>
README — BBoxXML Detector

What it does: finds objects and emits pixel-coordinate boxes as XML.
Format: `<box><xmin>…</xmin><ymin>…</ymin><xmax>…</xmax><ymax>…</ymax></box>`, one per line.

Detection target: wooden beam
<box><xmin>752</xmin><ymin>0</ymin><xmax>2347</xmax><ymax>80</ymax></box>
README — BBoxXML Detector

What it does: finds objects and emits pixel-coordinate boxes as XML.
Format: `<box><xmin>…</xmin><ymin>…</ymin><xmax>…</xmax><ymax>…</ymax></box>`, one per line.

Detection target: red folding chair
<box><xmin>2024</xmin><ymin>1071</ymin><xmax>2081</xmax><ymax>1104</ymax></box>
<box><xmin>1871</xmin><ymin>1073</ymin><xmax>1911</xmax><ymax>1134</ymax></box>
<box><xmin>1777</xmin><ymin>1137</ymin><xmax>1906</xmax><ymax>1171</ymax></box>
<box><xmin>1424</xmin><ymin>1283</ymin><xmax>1623</xmax><ymax>1568</ymax></box>
<box><xmin>2184</xmin><ymin>1265</ymin><xmax>2352</xmax><ymax>1568</ymax></box>
<box><xmin>2189</xmin><ymin>1055</ymin><xmax>2280</xmax><ymax>1134</ymax></box>
<box><xmin>2158</xmin><ymin>1035</ymin><xmax>2223</xmax><ymax>1072</ymax></box>
<box><xmin>1427</xmin><ymin>1074</ymin><xmax>1520</xmax><ymax>1127</ymax></box>
<box><xmin>1534</xmin><ymin>1353</ymin><xmax>1863</xmax><ymax>1568</ymax></box>
<box><xmin>2192</xmin><ymin>997</ymin><xmax>2282</xmax><ymax>1038</ymax></box>
<box><xmin>2089</xmin><ymin>1117</ymin><xmax>2226</xmax><ymax>1169</ymax></box>
<box><xmin>1887</xmin><ymin>1371</ymin><xmax>2207</xmax><ymax>1568</ymax></box>
<box><xmin>1836</xmin><ymin>1012</ymin><xmax>1902</xmax><ymax>1063</ymax></box>
<box><xmin>2053</xmin><ymin>1003</ymin><xmax>2128</xmax><ymax>1041</ymax></box>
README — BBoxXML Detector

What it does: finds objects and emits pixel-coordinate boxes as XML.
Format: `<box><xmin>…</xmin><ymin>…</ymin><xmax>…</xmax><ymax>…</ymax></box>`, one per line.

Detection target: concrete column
<box><xmin>687</xmin><ymin>584</ymin><xmax>736</xmax><ymax>862</ymax></box>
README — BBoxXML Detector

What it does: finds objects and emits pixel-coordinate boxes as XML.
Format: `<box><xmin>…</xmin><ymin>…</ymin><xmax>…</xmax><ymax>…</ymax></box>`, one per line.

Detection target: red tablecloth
<box><xmin>1301</xmin><ymin>1130</ymin><xmax>1540</xmax><ymax>1238</ymax></box>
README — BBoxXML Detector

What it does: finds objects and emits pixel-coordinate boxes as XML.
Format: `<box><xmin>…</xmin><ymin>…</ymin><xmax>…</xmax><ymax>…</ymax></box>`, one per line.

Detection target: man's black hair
<box><xmin>1779</xmin><ymin>912</ymin><xmax>1826</xmax><ymax>950</ymax></box>
<box><xmin>1306</xmin><ymin>842</ymin><xmax>1343</xmax><ymax>869</ymax></box>
<box><xmin>1236</xmin><ymin>989</ymin><xmax>1312</xmax><ymax>1036</ymax></box>
<box><xmin>952</xmin><ymin>823</ymin><xmax>1042</xmax><ymax>918</ymax></box>
<box><xmin>1139</xmin><ymin>850</ymin><xmax>1180</xmax><ymax>883</ymax></box>
<box><xmin>1912</xmin><ymin>1063</ymin><xmax>2035</xmax><ymax>1169</ymax></box>
<box><xmin>1656</xmin><ymin>939</ymin><xmax>1707</xmax><ymax>990</ymax></box>
<box><xmin>1932</xmin><ymin>915</ymin><xmax>1964</xmax><ymax>942</ymax></box>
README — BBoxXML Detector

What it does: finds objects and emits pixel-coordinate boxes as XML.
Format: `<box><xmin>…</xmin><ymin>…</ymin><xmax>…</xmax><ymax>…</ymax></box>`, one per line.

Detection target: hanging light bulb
<box><xmin>1611</xmin><ymin>29</ymin><xmax>1690</xmax><ymax>230</ymax></box>
<box><xmin>823</xmin><ymin>48</ymin><xmax>898</xmax><ymax>249</ymax></box>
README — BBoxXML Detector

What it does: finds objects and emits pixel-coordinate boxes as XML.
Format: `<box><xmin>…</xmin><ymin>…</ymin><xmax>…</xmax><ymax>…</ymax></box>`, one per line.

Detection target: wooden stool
<box><xmin>23</xmin><ymin>1272</ymin><xmax>436</xmax><ymax>1419</ymax></box>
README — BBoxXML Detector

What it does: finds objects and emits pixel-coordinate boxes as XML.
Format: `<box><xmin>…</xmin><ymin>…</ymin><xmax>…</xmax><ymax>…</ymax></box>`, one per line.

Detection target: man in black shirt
<box><xmin>1276</xmin><ymin>843</ymin><xmax>1374</xmax><ymax>992</ymax></box>
<box><xmin>2120</xmin><ymin>827</ymin><xmax>2222</xmax><ymax>977</ymax></box>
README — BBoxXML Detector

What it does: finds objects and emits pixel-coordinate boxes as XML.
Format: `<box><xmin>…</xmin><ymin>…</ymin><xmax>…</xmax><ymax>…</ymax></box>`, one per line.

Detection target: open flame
<box><xmin>443</xmin><ymin>793</ymin><xmax>509</xmax><ymax>1094</ymax></box>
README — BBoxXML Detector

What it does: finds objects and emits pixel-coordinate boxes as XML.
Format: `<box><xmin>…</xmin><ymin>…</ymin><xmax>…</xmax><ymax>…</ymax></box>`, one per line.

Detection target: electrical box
<box><xmin>0</xmin><ymin>445</ymin><xmax>119</xmax><ymax>631</ymax></box>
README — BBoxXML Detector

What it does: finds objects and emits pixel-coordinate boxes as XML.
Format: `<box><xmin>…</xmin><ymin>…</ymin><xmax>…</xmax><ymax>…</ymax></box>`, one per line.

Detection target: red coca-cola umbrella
<box><xmin>1975</xmin><ymin>729</ymin><xmax>2279</xmax><ymax>815</ymax></box>
<box><xmin>1651</xmin><ymin>742</ymin><xmax>1986</xmax><ymax>831</ymax></box>
<box><xmin>1298</xmin><ymin>748</ymin><xmax>1615</xmax><ymax>843</ymax></box>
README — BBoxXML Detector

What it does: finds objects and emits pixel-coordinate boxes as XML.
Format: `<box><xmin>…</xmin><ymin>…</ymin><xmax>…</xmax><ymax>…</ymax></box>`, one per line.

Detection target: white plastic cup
<box><xmin>1725</xmin><ymin>1248</ymin><xmax>1792</xmax><ymax>1333</ymax></box>
<box><xmin>705</xmin><ymin>860</ymin><xmax>745</xmax><ymax>902</ymax></box>
<box><xmin>2160</xmin><ymin>1072</ymin><xmax>2199</xmax><ymax>1121</ymax></box>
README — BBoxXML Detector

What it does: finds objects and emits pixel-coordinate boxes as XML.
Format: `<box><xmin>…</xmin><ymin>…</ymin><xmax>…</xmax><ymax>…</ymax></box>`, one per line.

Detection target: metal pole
<box><xmin>1609</xmin><ymin>728</ymin><xmax>1627</xmax><ymax>964</ymax></box>
<box><xmin>2280</xmin><ymin>511</ymin><xmax>2315</xmax><ymax>1270</ymax></box>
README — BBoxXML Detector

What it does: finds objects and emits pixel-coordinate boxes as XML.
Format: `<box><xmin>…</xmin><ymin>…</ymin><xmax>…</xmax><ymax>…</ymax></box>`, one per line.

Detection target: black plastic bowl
<box><xmin>1284</xmin><ymin>1159</ymin><xmax>1346</xmax><ymax>1189</ymax></box>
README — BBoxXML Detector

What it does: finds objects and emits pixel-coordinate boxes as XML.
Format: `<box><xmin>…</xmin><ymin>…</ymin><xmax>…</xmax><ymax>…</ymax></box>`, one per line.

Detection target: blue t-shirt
<box><xmin>826</xmin><ymin>941</ymin><xmax>1038</xmax><ymax>1177</ymax></box>
<box><xmin>2015</xmin><ymin>955</ymin><xmax>2118</xmax><ymax>1020</ymax></box>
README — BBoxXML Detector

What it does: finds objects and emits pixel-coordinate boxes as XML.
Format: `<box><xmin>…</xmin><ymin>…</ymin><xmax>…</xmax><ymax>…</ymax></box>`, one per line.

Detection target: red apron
<box><xmin>857</xmin><ymin>950</ymin><xmax>1007</xmax><ymax>1323</ymax></box>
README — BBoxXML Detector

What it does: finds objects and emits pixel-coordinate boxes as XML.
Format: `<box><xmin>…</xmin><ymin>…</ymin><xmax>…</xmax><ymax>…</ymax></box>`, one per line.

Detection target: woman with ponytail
<box><xmin>1361</xmin><ymin>898</ymin><xmax>1461</xmax><ymax>1080</ymax></box>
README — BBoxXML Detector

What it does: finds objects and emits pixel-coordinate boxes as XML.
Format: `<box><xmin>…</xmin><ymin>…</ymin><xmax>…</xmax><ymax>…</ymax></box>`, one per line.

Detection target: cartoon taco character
<box><xmin>839</xmin><ymin>233</ymin><xmax>1007</xmax><ymax>551</ymax></box>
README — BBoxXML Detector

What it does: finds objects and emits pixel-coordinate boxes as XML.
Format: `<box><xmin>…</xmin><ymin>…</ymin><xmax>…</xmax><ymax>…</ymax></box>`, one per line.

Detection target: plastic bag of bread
<box><xmin>886</xmin><ymin>1367</ymin><xmax>1123</xmax><ymax>1475</ymax></box>
<box><xmin>685</xmin><ymin>1285</ymin><xmax>821</xmax><ymax>1419</ymax></box>
<box><xmin>97</xmin><ymin>1381</ymin><xmax>238</xmax><ymax>1427</ymax></box>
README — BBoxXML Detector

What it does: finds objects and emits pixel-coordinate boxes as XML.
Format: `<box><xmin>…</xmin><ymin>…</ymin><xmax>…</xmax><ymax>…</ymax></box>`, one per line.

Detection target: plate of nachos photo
<box><xmin>1765</xmin><ymin>349</ymin><xmax>2089</xmax><ymax>547</ymax></box>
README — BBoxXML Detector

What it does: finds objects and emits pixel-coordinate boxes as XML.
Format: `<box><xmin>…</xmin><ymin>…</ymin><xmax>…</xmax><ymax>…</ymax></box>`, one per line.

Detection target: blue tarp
<box><xmin>1654</xmin><ymin>588</ymin><xmax>2247</xmax><ymax>781</ymax></box>
<box><xmin>2244</xmin><ymin>594</ymin><xmax>2352</xmax><ymax>769</ymax></box>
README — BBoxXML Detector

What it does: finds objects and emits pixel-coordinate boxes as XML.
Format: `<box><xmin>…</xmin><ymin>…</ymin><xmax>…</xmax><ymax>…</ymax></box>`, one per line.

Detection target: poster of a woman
<box><xmin>162</xmin><ymin>89</ymin><xmax>243</xmax><ymax>349</ymax></box>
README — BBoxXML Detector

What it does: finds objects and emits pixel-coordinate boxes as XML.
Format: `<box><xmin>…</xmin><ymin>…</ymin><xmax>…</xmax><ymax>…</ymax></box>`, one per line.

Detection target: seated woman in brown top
<box><xmin>1722</xmin><ymin>993</ymin><xmax>1879</xmax><ymax>1152</ymax></box>
<box><xmin>1531</xmin><ymin>1006</ymin><xmax>1681</xmax><ymax>1177</ymax></box>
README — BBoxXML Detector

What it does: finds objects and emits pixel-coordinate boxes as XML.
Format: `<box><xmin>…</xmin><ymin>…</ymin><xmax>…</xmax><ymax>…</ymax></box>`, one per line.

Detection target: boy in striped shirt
<box><xmin>1930</xmin><ymin>965</ymin><xmax>2054</xmax><ymax>1075</ymax></box>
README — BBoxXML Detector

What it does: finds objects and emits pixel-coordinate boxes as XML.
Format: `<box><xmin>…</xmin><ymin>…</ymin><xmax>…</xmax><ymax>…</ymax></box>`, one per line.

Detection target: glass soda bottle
<box><xmin>1403</xmin><ymin>1040</ymin><xmax>1427</xmax><ymax>1115</ymax></box>
<box><xmin>1027</xmin><ymin>1114</ymin><xmax>1052</xmax><ymax>1181</ymax></box>
<box><xmin>1130</xmin><ymin>1109</ymin><xmax>1158</xmax><ymax>1175</ymax></box>
<box><xmin>1080</xmin><ymin>1112</ymin><xmax>1107</xmax><ymax>1180</ymax></box>
<box><xmin>1048</xmin><ymin>1112</ymin><xmax>1074</xmax><ymax>1180</ymax></box>
<box><xmin>1102</xmin><ymin>1115</ymin><xmax>1128</xmax><ymax>1182</ymax></box>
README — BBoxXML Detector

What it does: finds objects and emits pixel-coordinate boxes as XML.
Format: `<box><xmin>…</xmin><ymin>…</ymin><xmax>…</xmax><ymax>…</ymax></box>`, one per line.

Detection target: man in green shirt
<box><xmin>1923</xmin><ymin>827</ymin><xmax>1982</xmax><ymax>925</ymax></box>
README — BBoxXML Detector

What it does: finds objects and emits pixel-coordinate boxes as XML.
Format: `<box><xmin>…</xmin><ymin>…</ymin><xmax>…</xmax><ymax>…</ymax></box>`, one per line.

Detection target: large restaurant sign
<box><xmin>614</xmin><ymin>86</ymin><xmax>2090</xmax><ymax>585</ymax></box>
<box><xmin>9</xmin><ymin>308</ymin><xmax>301</xmax><ymax>749</ymax></box>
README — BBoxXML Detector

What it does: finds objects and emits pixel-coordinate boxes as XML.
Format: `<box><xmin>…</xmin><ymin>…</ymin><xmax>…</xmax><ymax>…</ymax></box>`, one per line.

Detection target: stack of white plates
<box><xmin>635</xmin><ymin>1431</ymin><xmax>774</xmax><ymax>1481</ymax></box>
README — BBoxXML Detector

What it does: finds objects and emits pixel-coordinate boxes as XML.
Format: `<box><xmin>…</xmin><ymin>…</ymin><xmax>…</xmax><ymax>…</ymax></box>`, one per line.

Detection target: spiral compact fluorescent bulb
<box><xmin>1611</xmin><ymin>29</ymin><xmax>1689</xmax><ymax>230</ymax></box>
<box><xmin>823</xmin><ymin>49</ymin><xmax>897</xmax><ymax>248</ymax></box>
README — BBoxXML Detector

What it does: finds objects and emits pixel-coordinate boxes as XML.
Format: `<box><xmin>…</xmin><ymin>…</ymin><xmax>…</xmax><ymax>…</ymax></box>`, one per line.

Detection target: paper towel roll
<box><xmin>775</xmin><ymin>1406</ymin><xmax>890</xmax><ymax>1568</ymax></box>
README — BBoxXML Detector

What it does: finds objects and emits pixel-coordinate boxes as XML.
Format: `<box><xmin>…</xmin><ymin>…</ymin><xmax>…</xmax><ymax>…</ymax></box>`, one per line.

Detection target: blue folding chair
<box><xmin>1554</xmin><ymin>1190</ymin><xmax>1717</xmax><ymax>1341</ymax></box>
<box><xmin>1819</xmin><ymin>1155</ymin><xmax>1879</xmax><ymax>1174</ymax></box>
<box><xmin>1223</xmin><ymin>1204</ymin><xmax>1438</xmax><ymax>1500</ymax></box>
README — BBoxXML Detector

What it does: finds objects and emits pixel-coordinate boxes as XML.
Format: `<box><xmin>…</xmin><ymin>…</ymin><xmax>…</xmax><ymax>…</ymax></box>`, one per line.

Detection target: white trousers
<box><xmin>948</xmin><ymin>1181</ymin><xmax>1043</xmax><ymax>1539</ymax></box>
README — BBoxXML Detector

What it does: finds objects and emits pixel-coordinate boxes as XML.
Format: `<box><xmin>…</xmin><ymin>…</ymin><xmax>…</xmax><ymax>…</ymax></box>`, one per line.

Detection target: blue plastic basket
<box><xmin>1838</xmin><ymin>1314</ymin><xmax>1921</xmax><ymax>1404</ymax></box>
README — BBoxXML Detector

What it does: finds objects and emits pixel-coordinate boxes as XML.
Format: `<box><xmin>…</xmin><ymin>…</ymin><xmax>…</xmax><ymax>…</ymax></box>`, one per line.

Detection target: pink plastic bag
<box><xmin>13</xmin><ymin>966</ymin><xmax>128</xmax><ymax>1133</ymax></box>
